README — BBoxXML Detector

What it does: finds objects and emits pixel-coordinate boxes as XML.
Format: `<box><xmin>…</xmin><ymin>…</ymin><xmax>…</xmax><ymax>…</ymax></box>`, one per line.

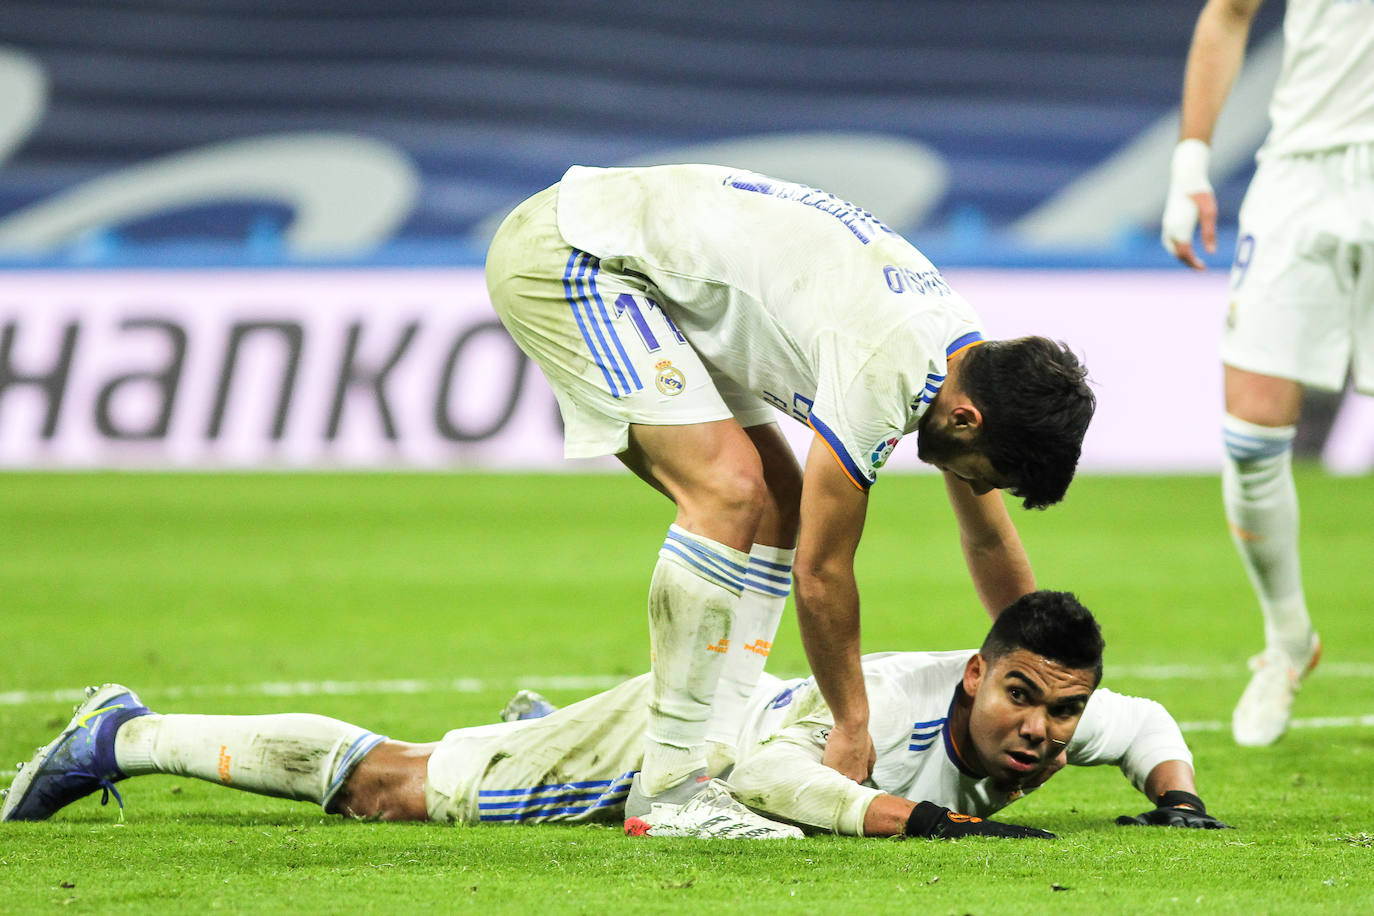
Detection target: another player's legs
<box><xmin>617</xmin><ymin>419</ymin><xmax>762</xmax><ymax>800</ymax></box>
<box><xmin>706</xmin><ymin>423</ymin><xmax>802</xmax><ymax>770</ymax></box>
<box><xmin>614</xmin><ymin>421</ymin><xmax>800</xmax><ymax>838</ymax></box>
<box><xmin>1222</xmin><ymin>367</ymin><xmax>1321</xmax><ymax>747</ymax></box>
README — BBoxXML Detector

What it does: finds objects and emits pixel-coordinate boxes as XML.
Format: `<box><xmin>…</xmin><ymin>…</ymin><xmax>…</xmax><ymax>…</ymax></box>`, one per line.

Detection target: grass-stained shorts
<box><xmin>484</xmin><ymin>183</ymin><xmax>774</xmax><ymax>458</ymax></box>
<box><xmin>425</xmin><ymin>675</ymin><xmax>653</xmax><ymax>826</ymax></box>
<box><xmin>1224</xmin><ymin>143</ymin><xmax>1374</xmax><ymax>393</ymax></box>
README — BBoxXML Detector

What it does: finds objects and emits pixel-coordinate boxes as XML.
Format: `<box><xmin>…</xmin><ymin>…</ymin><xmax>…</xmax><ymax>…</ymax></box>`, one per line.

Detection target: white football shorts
<box><xmin>1224</xmin><ymin>143</ymin><xmax>1374</xmax><ymax>393</ymax></box>
<box><xmin>485</xmin><ymin>183</ymin><xmax>775</xmax><ymax>459</ymax></box>
<box><xmin>425</xmin><ymin>675</ymin><xmax>652</xmax><ymax>826</ymax></box>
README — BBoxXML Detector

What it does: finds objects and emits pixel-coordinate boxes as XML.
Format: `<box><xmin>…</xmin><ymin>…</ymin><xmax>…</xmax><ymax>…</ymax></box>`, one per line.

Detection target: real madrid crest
<box><xmin>655</xmin><ymin>359</ymin><xmax>686</xmax><ymax>396</ymax></box>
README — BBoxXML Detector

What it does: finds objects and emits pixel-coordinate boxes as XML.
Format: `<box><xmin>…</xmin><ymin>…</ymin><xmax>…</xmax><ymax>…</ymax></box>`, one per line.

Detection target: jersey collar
<box><xmin>942</xmin><ymin>685</ymin><xmax>982</xmax><ymax>778</ymax></box>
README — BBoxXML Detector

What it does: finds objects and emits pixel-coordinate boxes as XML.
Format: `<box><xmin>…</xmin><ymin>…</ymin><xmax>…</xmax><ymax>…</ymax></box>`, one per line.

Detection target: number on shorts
<box><xmin>613</xmin><ymin>294</ymin><xmax>686</xmax><ymax>353</ymax></box>
<box><xmin>1232</xmin><ymin>233</ymin><xmax>1255</xmax><ymax>289</ymax></box>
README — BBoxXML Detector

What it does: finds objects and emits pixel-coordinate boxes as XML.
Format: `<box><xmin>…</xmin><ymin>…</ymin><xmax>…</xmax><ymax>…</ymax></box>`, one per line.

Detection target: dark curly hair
<box><xmin>980</xmin><ymin>590</ymin><xmax>1104</xmax><ymax>686</ymax></box>
<box><xmin>959</xmin><ymin>337</ymin><xmax>1095</xmax><ymax>510</ymax></box>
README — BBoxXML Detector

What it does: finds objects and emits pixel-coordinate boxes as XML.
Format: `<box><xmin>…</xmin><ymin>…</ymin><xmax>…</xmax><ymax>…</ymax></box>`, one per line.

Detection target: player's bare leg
<box><xmin>1222</xmin><ymin>365</ymin><xmax>1321</xmax><ymax>746</ymax></box>
<box><xmin>329</xmin><ymin>741</ymin><xmax>433</xmax><ymax>821</ymax></box>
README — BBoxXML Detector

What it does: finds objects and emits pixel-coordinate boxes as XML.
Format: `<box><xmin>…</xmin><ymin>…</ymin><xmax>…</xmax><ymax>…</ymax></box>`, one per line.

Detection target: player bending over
<box><xmin>3</xmin><ymin>592</ymin><xmax>1229</xmax><ymax>838</ymax></box>
<box><xmin>486</xmin><ymin>162</ymin><xmax>1096</xmax><ymax>836</ymax></box>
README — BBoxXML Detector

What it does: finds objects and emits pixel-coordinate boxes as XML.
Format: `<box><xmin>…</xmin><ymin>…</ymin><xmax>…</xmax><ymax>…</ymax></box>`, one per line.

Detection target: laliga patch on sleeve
<box><xmin>869</xmin><ymin>434</ymin><xmax>901</xmax><ymax>468</ymax></box>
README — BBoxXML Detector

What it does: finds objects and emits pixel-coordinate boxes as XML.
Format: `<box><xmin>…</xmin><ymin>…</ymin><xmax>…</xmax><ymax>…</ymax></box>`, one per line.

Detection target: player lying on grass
<box><xmin>4</xmin><ymin>591</ymin><xmax>1229</xmax><ymax>838</ymax></box>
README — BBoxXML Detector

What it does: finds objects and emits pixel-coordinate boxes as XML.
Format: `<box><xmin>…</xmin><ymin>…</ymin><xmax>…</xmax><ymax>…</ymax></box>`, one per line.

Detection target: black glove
<box><xmin>905</xmin><ymin>800</ymin><xmax>1055</xmax><ymax>839</ymax></box>
<box><xmin>1116</xmin><ymin>790</ymin><xmax>1233</xmax><ymax>829</ymax></box>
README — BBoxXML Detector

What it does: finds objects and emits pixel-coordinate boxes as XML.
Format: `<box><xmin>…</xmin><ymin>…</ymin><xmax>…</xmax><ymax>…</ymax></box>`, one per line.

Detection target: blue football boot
<box><xmin>498</xmin><ymin>689</ymin><xmax>557</xmax><ymax>722</ymax></box>
<box><xmin>2</xmin><ymin>683</ymin><xmax>152</xmax><ymax>821</ymax></box>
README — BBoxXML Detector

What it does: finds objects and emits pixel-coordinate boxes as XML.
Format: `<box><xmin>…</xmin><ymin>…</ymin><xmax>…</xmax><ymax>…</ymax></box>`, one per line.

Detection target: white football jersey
<box><xmin>556</xmin><ymin>164</ymin><xmax>984</xmax><ymax>489</ymax></box>
<box><xmin>1261</xmin><ymin>0</ymin><xmax>1374</xmax><ymax>158</ymax></box>
<box><xmin>738</xmin><ymin>650</ymin><xmax>1192</xmax><ymax>819</ymax></box>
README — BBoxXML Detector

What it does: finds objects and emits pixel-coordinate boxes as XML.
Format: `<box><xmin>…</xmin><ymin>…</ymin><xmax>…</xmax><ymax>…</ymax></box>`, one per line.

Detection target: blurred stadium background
<box><xmin>0</xmin><ymin>0</ymin><xmax>1368</xmax><ymax>474</ymax></box>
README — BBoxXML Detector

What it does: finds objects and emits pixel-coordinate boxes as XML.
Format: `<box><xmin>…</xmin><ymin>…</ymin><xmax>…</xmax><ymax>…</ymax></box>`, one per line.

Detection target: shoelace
<box><xmin>67</xmin><ymin>769</ymin><xmax>125</xmax><ymax>811</ymax></box>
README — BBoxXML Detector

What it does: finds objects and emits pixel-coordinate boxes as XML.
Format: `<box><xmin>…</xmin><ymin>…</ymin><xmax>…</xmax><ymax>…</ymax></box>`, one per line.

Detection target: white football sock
<box><xmin>706</xmin><ymin>544</ymin><xmax>793</xmax><ymax>751</ymax></box>
<box><xmin>1222</xmin><ymin>414</ymin><xmax>1314</xmax><ymax>662</ymax></box>
<box><xmin>114</xmin><ymin>713</ymin><xmax>385</xmax><ymax>810</ymax></box>
<box><xmin>641</xmin><ymin>525</ymin><xmax>747</xmax><ymax>796</ymax></box>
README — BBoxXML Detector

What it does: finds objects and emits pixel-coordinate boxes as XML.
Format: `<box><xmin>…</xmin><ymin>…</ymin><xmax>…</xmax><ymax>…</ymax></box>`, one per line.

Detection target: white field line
<box><xmin>3</xmin><ymin>668</ymin><xmax>1372</xmax><ymax>781</ymax></box>
<box><xmin>3</xmin><ymin>663</ymin><xmax>1374</xmax><ymax>709</ymax></box>
<box><xmin>1176</xmin><ymin>713</ymin><xmax>1374</xmax><ymax>732</ymax></box>
<box><xmin>0</xmin><ymin>675</ymin><xmax>628</xmax><ymax>709</ymax></box>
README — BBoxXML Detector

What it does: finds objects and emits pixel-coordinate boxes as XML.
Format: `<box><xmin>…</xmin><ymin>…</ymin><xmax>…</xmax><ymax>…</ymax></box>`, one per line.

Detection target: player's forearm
<box><xmin>795</xmin><ymin>435</ymin><xmax>871</xmax><ymax>730</ymax></box>
<box><xmin>1179</xmin><ymin>0</ymin><xmax>1263</xmax><ymax>142</ymax></box>
<box><xmin>961</xmin><ymin>537</ymin><xmax>1035</xmax><ymax>618</ymax></box>
<box><xmin>730</xmin><ymin>736</ymin><xmax>880</xmax><ymax>834</ymax></box>
<box><xmin>1142</xmin><ymin>759</ymin><xmax>1200</xmax><ymax>805</ymax></box>
<box><xmin>793</xmin><ymin>566</ymin><xmax>868</xmax><ymax>730</ymax></box>
<box><xmin>945</xmin><ymin>476</ymin><xmax>1034</xmax><ymax>617</ymax></box>
<box><xmin>860</xmin><ymin>793</ymin><xmax>921</xmax><ymax>836</ymax></box>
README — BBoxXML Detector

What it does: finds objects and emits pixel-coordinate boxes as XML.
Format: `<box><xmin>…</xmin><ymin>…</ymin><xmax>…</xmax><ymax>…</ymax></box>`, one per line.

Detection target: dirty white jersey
<box><xmin>1260</xmin><ymin>0</ymin><xmax>1374</xmax><ymax>158</ymax></box>
<box><xmin>737</xmin><ymin>650</ymin><xmax>1192</xmax><ymax>819</ymax></box>
<box><xmin>556</xmin><ymin>164</ymin><xmax>984</xmax><ymax>489</ymax></box>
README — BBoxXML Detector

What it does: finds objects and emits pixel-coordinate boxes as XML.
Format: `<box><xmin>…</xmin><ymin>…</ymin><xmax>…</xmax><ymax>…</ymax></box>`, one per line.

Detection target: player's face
<box><xmin>963</xmin><ymin>649</ymin><xmax>1095</xmax><ymax>791</ymax></box>
<box><xmin>915</xmin><ymin>410</ymin><xmax>1013</xmax><ymax>495</ymax></box>
<box><xmin>933</xmin><ymin>452</ymin><xmax>1007</xmax><ymax>496</ymax></box>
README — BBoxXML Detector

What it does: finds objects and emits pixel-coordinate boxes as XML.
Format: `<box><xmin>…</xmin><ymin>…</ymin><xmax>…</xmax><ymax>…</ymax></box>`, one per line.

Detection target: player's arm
<box><xmin>1071</xmin><ymin>688</ymin><xmax>1233</xmax><ymax>829</ymax></box>
<box><xmin>1116</xmin><ymin>759</ymin><xmax>1233</xmax><ymax>829</ymax></box>
<box><xmin>793</xmin><ymin>433</ymin><xmax>875</xmax><ymax>783</ymax></box>
<box><xmin>730</xmin><ymin>732</ymin><xmax>1051</xmax><ymax>838</ymax></box>
<box><xmin>943</xmin><ymin>472</ymin><xmax>1035</xmax><ymax>619</ymax></box>
<box><xmin>1163</xmin><ymin>0</ymin><xmax>1265</xmax><ymax>268</ymax></box>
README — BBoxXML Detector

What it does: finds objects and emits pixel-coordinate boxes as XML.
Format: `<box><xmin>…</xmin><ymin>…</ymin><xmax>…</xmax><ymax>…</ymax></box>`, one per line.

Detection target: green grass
<box><xmin>2</xmin><ymin>469</ymin><xmax>1372</xmax><ymax>913</ymax></box>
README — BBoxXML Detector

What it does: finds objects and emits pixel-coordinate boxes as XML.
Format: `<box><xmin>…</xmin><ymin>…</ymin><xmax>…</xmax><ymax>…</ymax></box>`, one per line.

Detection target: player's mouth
<box><xmin>1004</xmin><ymin>749</ymin><xmax>1040</xmax><ymax>773</ymax></box>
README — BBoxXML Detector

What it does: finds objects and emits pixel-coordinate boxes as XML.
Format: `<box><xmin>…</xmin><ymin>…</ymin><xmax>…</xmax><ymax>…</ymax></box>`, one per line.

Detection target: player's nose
<box><xmin>1019</xmin><ymin>709</ymin><xmax>1048</xmax><ymax>743</ymax></box>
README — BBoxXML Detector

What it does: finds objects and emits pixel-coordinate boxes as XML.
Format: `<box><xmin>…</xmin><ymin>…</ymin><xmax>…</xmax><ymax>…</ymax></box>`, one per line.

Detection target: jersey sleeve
<box><xmin>1066</xmin><ymin>687</ymin><xmax>1193</xmax><ymax>793</ymax></box>
<box><xmin>729</xmin><ymin>723</ymin><xmax>882</xmax><ymax>835</ymax></box>
<box><xmin>805</xmin><ymin>334</ymin><xmax>924</xmax><ymax>491</ymax></box>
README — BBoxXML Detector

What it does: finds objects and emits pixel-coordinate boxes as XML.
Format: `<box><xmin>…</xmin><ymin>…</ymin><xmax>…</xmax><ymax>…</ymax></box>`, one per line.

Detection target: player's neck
<box><xmin>947</xmin><ymin>687</ymin><xmax>984</xmax><ymax>777</ymax></box>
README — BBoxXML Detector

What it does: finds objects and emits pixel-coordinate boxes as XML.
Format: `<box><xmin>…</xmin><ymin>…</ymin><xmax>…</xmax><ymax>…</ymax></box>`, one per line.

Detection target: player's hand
<box><xmin>821</xmin><ymin>723</ymin><xmax>876</xmax><ymax>784</ymax></box>
<box><xmin>1161</xmin><ymin>138</ymin><xmax>1217</xmax><ymax>270</ymax></box>
<box><xmin>905</xmin><ymin>800</ymin><xmax>1055</xmax><ymax>840</ymax></box>
<box><xmin>1116</xmin><ymin>805</ymin><xmax>1233</xmax><ymax>829</ymax></box>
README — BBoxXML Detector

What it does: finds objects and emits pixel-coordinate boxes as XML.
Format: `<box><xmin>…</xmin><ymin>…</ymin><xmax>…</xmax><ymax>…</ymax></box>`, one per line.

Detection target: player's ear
<box><xmin>963</xmin><ymin>653</ymin><xmax>986</xmax><ymax>697</ymax></box>
<box><xmin>949</xmin><ymin>404</ymin><xmax>984</xmax><ymax>434</ymax></box>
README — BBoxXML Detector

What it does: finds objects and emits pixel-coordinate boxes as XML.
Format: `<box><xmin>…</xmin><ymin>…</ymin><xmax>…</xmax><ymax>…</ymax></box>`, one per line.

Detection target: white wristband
<box><xmin>1170</xmin><ymin>139</ymin><xmax>1213</xmax><ymax>195</ymax></box>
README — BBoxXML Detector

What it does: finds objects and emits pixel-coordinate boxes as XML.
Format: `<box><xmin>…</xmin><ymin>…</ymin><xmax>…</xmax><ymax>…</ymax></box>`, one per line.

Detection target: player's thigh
<box><xmin>621</xmin><ymin>419</ymin><xmax>769</xmax><ymax>543</ymax></box>
<box><xmin>742</xmin><ymin>422</ymin><xmax>803</xmax><ymax>546</ymax></box>
<box><xmin>1223</xmin><ymin>153</ymin><xmax>1358</xmax><ymax>393</ymax></box>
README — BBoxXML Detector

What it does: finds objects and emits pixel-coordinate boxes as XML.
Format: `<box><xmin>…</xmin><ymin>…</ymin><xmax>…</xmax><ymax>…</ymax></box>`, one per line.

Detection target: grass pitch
<box><xmin>2</xmin><ymin>469</ymin><xmax>1372</xmax><ymax>914</ymax></box>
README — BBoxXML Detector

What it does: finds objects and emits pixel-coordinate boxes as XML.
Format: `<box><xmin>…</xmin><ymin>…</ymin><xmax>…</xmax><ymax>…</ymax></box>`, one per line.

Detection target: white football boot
<box><xmin>1232</xmin><ymin>633</ymin><xmax>1321</xmax><ymax>747</ymax></box>
<box><xmin>624</xmin><ymin>776</ymin><xmax>801</xmax><ymax>839</ymax></box>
